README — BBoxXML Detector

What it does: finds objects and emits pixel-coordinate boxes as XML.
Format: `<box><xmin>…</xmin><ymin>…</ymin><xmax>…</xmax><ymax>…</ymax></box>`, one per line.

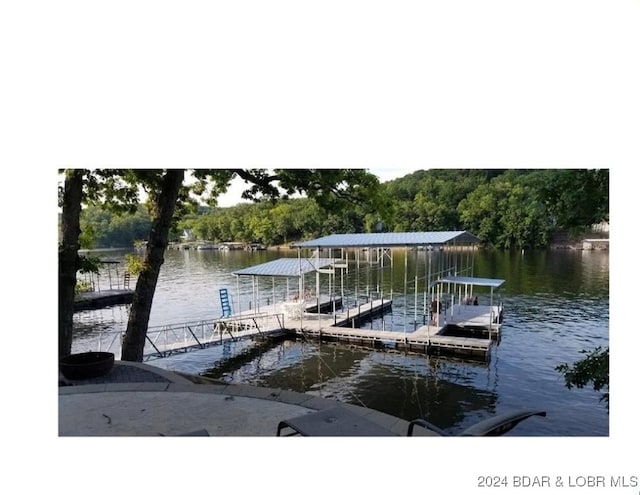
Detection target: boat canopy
<box><xmin>292</xmin><ymin>231</ymin><xmax>481</xmax><ymax>249</ymax></box>
<box><xmin>232</xmin><ymin>257</ymin><xmax>338</xmax><ymax>278</ymax></box>
<box><xmin>435</xmin><ymin>276</ymin><xmax>505</xmax><ymax>288</ymax></box>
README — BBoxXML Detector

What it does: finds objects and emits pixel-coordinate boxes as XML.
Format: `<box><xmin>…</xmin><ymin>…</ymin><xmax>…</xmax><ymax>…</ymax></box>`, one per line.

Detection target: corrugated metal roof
<box><xmin>438</xmin><ymin>276</ymin><xmax>505</xmax><ymax>288</ymax></box>
<box><xmin>292</xmin><ymin>231</ymin><xmax>481</xmax><ymax>248</ymax></box>
<box><xmin>233</xmin><ymin>258</ymin><xmax>338</xmax><ymax>278</ymax></box>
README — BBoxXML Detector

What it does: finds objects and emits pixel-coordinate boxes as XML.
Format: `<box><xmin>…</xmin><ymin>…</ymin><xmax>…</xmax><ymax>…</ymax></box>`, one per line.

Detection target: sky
<box><xmin>3</xmin><ymin>0</ymin><xmax>639</xmax><ymax>493</ymax></box>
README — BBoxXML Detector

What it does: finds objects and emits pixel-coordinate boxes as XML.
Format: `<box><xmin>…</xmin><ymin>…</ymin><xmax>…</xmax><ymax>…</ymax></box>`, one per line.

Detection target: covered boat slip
<box><xmin>226</xmin><ymin>231</ymin><xmax>504</xmax><ymax>359</ymax></box>
<box><xmin>294</xmin><ymin>231</ymin><xmax>504</xmax><ymax>331</ymax></box>
<box><xmin>431</xmin><ymin>275</ymin><xmax>505</xmax><ymax>334</ymax></box>
<box><xmin>231</xmin><ymin>257</ymin><xmax>345</xmax><ymax>317</ymax></box>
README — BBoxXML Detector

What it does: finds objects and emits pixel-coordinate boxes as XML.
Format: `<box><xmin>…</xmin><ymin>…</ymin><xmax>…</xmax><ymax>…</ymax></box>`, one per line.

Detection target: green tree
<box><xmin>383</xmin><ymin>168</ymin><xmax>607</xmax><ymax>248</ymax></box>
<box><xmin>121</xmin><ymin>169</ymin><xmax>185</xmax><ymax>360</ymax></box>
<box><xmin>493</xmin><ymin>173</ymin><xmax>553</xmax><ymax>250</ymax></box>
<box><xmin>59</xmin><ymin>168</ymin><xmax>198</xmax><ymax>358</ymax></box>
<box><xmin>286</xmin><ymin>198</ymin><xmax>324</xmax><ymax>239</ymax></box>
<box><xmin>536</xmin><ymin>169</ymin><xmax>609</xmax><ymax>237</ymax></box>
<box><xmin>556</xmin><ymin>346</ymin><xmax>609</xmax><ymax>413</ymax></box>
<box><xmin>80</xmin><ymin>204</ymin><xmax>152</xmax><ymax>248</ymax></box>
<box><xmin>458</xmin><ymin>171</ymin><xmax>553</xmax><ymax>249</ymax></box>
<box><xmin>59</xmin><ymin>169</ymin><xmax>85</xmax><ymax>357</ymax></box>
<box><xmin>385</xmin><ymin>169</ymin><xmax>490</xmax><ymax>231</ymax></box>
<box><xmin>457</xmin><ymin>181</ymin><xmax>501</xmax><ymax>244</ymax></box>
<box><xmin>246</xmin><ymin>206</ymin><xmax>275</xmax><ymax>245</ymax></box>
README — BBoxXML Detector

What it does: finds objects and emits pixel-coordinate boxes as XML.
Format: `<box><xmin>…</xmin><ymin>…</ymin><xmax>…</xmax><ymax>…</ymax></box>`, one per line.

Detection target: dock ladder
<box><xmin>219</xmin><ymin>288</ymin><xmax>233</xmax><ymax>317</ymax></box>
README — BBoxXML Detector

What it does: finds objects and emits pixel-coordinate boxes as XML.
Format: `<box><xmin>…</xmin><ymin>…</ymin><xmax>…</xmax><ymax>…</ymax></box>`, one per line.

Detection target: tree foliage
<box><xmin>80</xmin><ymin>204</ymin><xmax>152</xmax><ymax>248</ymax></box>
<box><xmin>387</xmin><ymin>168</ymin><xmax>607</xmax><ymax>248</ymax></box>
<box><xmin>388</xmin><ymin>169</ymin><xmax>488</xmax><ymax>231</ymax></box>
<box><xmin>536</xmin><ymin>169</ymin><xmax>609</xmax><ymax>236</ymax></box>
<box><xmin>77</xmin><ymin>168</ymin><xmax>609</xmax><ymax>251</ymax></box>
<box><xmin>179</xmin><ymin>196</ymin><xmax>370</xmax><ymax>246</ymax></box>
<box><xmin>124</xmin><ymin>253</ymin><xmax>146</xmax><ymax>275</ymax></box>
<box><xmin>556</xmin><ymin>346</ymin><xmax>609</xmax><ymax>413</ymax></box>
<box><xmin>457</xmin><ymin>170</ymin><xmax>553</xmax><ymax>249</ymax></box>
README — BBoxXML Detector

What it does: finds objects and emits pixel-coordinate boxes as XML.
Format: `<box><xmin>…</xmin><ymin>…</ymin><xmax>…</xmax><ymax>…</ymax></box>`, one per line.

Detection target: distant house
<box><xmin>180</xmin><ymin>229</ymin><xmax>195</xmax><ymax>241</ymax></box>
<box><xmin>591</xmin><ymin>221</ymin><xmax>609</xmax><ymax>234</ymax></box>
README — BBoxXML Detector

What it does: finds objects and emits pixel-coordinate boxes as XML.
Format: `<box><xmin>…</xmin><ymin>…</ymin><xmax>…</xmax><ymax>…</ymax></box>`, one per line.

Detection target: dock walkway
<box><xmin>281</xmin><ymin>299</ymin><xmax>495</xmax><ymax>359</ymax></box>
<box><xmin>129</xmin><ymin>298</ymin><xmax>499</xmax><ymax>360</ymax></box>
<box><xmin>296</xmin><ymin>320</ymin><xmax>492</xmax><ymax>357</ymax></box>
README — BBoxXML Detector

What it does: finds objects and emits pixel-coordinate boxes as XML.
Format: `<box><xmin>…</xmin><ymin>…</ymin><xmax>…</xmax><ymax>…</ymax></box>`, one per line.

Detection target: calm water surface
<box><xmin>73</xmin><ymin>247</ymin><xmax>609</xmax><ymax>436</ymax></box>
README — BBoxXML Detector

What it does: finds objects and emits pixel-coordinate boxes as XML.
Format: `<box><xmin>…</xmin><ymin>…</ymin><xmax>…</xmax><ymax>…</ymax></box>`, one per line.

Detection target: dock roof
<box><xmin>232</xmin><ymin>257</ymin><xmax>338</xmax><ymax>278</ymax></box>
<box><xmin>438</xmin><ymin>276</ymin><xmax>505</xmax><ymax>288</ymax></box>
<box><xmin>292</xmin><ymin>231</ymin><xmax>481</xmax><ymax>249</ymax></box>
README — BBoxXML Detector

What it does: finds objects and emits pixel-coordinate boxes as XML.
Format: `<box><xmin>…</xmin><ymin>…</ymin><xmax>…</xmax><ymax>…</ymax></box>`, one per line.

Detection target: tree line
<box><xmin>76</xmin><ymin>169</ymin><xmax>609</xmax><ymax>251</ymax></box>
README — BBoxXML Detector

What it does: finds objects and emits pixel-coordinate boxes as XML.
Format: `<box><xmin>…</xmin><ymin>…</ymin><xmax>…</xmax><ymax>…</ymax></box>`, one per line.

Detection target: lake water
<box><xmin>72</xmin><ymin>246</ymin><xmax>609</xmax><ymax>436</ymax></box>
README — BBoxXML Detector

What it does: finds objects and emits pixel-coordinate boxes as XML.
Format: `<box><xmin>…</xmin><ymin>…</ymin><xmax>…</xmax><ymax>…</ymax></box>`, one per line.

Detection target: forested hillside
<box><xmin>77</xmin><ymin>169</ymin><xmax>608</xmax><ymax>250</ymax></box>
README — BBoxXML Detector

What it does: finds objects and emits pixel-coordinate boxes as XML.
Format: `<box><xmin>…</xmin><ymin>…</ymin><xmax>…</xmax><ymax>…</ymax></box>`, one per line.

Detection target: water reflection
<box><xmin>200</xmin><ymin>338</ymin><xmax>498</xmax><ymax>431</ymax></box>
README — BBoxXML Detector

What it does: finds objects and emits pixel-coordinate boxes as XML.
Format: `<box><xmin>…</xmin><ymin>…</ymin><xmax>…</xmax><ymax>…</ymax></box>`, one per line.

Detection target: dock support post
<box><xmin>489</xmin><ymin>287</ymin><xmax>494</xmax><ymax>337</ymax></box>
<box><xmin>414</xmin><ymin>246</ymin><xmax>418</xmax><ymax>334</ymax></box>
<box><xmin>403</xmin><ymin>247</ymin><xmax>408</xmax><ymax>337</ymax></box>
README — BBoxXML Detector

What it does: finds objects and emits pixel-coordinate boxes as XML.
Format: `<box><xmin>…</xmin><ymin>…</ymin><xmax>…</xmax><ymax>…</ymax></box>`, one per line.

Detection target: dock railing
<box><xmin>74</xmin><ymin>313</ymin><xmax>285</xmax><ymax>360</ymax></box>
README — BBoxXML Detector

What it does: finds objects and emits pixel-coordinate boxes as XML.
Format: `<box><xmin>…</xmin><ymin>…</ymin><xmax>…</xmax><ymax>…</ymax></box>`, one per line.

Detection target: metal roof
<box><xmin>292</xmin><ymin>231</ymin><xmax>481</xmax><ymax>249</ymax></box>
<box><xmin>232</xmin><ymin>258</ymin><xmax>338</xmax><ymax>278</ymax></box>
<box><xmin>438</xmin><ymin>276</ymin><xmax>505</xmax><ymax>288</ymax></box>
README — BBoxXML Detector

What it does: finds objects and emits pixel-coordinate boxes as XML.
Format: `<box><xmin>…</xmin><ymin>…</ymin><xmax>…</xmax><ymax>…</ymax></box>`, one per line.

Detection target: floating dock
<box><xmin>74</xmin><ymin>289</ymin><xmax>134</xmax><ymax>311</ymax></box>
<box><xmin>232</xmin><ymin>295</ymin><xmax>499</xmax><ymax>359</ymax></box>
<box><xmin>283</xmin><ymin>300</ymin><xmax>499</xmax><ymax>359</ymax></box>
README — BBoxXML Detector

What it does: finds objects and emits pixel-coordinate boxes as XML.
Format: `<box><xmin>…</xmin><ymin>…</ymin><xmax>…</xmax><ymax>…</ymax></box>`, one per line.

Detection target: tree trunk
<box><xmin>121</xmin><ymin>169</ymin><xmax>184</xmax><ymax>362</ymax></box>
<box><xmin>58</xmin><ymin>169</ymin><xmax>85</xmax><ymax>358</ymax></box>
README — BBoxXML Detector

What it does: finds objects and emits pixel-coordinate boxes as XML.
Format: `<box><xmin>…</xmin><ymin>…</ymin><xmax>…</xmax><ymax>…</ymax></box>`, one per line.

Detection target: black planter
<box><xmin>59</xmin><ymin>352</ymin><xmax>115</xmax><ymax>380</ymax></box>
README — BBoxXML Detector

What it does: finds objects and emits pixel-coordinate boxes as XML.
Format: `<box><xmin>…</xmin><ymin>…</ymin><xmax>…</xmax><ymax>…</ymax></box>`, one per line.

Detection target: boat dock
<box><xmin>76</xmin><ymin>231</ymin><xmax>508</xmax><ymax>362</ymax></box>
<box><xmin>220</xmin><ymin>231</ymin><xmax>506</xmax><ymax>360</ymax></box>
<box><xmin>283</xmin><ymin>301</ymin><xmax>497</xmax><ymax>359</ymax></box>
<box><xmin>74</xmin><ymin>289</ymin><xmax>134</xmax><ymax>311</ymax></box>
<box><xmin>82</xmin><ymin>231</ymin><xmax>504</xmax><ymax>361</ymax></box>
<box><xmin>81</xmin><ymin>299</ymin><xmax>499</xmax><ymax>361</ymax></box>
<box><xmin>234</xmin><ymin>295</ymin><xmax>498</xmax><ymax>359</ymax></box>
<box><xmin>88</xmin><ymin>297</ymin><xmax>497</xmax><ymax>361</ymax></box>
<box><xmin>74</xmin><ymin>258</ymin><xmax>133</xmax><ymax>312</ymax></box>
